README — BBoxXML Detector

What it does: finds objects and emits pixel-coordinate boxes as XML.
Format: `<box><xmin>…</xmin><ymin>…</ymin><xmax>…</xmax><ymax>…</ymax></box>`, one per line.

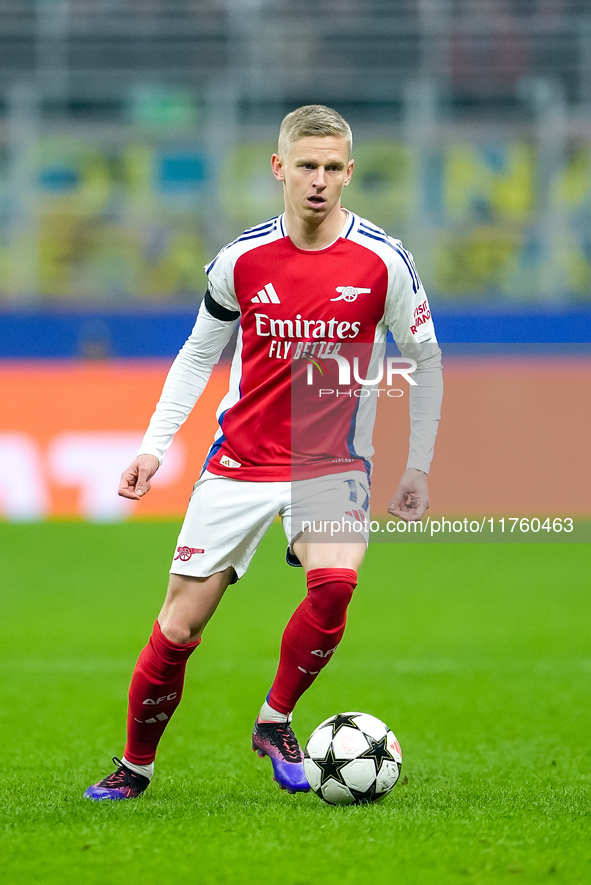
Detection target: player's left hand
<box><xmin>387</xmin><ymin>468</ymin><xmax>429</xmax><ymax>522</ymax></box>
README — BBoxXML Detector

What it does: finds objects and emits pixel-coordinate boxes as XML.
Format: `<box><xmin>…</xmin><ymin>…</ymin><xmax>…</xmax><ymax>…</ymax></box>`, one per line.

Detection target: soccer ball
<box><xmin>304</xmin><ymin>712</ymin><xmax>402</xmax><ymax>805</ymax></box>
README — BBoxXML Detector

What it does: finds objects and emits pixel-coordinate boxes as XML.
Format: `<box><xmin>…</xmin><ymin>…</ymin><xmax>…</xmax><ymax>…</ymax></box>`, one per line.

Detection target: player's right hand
<box><xmin>118</xmin><ymin>454</ymin><xmax>160</xmax><ymax>500</ymax></box>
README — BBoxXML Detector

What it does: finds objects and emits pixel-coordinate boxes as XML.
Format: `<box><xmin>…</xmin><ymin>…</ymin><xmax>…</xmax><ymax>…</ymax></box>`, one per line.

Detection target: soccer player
<box><xmin>84</xmin><ymin>105</ymin><xmax>443</xmax><ymax>800</ymax></box>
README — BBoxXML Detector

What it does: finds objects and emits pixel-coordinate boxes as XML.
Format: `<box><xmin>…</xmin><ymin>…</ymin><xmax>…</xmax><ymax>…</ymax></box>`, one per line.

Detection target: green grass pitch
<box><xmin>1</xmin><ymin>522</ymin><xmax>589</xmax><ymax>885</ymax></box>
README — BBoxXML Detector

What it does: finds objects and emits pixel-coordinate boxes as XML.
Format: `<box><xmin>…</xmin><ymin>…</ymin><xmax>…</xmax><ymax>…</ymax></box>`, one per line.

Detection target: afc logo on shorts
<box><xmin>174</xmin><ymin>546</ymin><xmax>205</xmax><ymax>561</ymax></box>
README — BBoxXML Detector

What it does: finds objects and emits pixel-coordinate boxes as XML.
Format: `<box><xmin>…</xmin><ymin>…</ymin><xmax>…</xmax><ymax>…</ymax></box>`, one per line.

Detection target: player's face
<box><xmin>272</xmin><ymin>136</ymin><xmax>354</xmax><ymax>226</ymax></box>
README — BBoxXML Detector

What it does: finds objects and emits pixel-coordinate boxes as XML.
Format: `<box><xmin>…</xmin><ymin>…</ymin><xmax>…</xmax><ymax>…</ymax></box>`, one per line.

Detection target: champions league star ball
<box><xmin>304</xmin><ymin>712</ymin><xmax>402</xmax><ymax>805</ymax></box>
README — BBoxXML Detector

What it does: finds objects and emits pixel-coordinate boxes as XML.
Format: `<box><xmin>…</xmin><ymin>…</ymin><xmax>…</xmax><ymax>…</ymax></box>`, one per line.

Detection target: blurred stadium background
<box><xmin>0</xmin><ymin>0</ymin><xmax>589</xmax><ymax>522</ymax></box>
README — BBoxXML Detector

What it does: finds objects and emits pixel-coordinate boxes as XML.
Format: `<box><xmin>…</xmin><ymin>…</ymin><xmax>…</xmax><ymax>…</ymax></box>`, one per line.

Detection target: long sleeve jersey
<box><xmin>138</xmin><ymin>211</ymin><xmax>443</xmax><ymax>481</ymax></box>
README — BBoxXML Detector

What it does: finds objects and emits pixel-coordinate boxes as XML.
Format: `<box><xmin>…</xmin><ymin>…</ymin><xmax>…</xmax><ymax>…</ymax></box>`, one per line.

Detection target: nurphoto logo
<box><xmin>305</xmin><ymin>353</ymin><xmax>417</xmax><ymax>398</ymax></box>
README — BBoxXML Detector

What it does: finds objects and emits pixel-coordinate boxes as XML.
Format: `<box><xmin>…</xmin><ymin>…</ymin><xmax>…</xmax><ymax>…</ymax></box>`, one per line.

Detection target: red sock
<box><xmin>268</xmin><ymin>567</ymin><xmax>357</xmax><ymax>715</ymax></box>
<box><xmin>123</xmin><ymin>620</ymin><xmax>200</xmax><ymax>765</ymax></box>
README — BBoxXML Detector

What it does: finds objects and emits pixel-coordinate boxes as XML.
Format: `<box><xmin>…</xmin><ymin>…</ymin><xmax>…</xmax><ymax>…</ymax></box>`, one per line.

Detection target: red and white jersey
<box><xmin>201</xmin><ymin>211</ymin><xmax>438</xmax><ymax>482</ymax></box>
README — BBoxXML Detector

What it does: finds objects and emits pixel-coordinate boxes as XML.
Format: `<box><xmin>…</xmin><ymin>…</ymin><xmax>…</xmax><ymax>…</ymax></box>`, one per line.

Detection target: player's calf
<box><xmin>268</xmin><ymin>567</ymin><xmax>357</xmax><ymax>714</ymax></box>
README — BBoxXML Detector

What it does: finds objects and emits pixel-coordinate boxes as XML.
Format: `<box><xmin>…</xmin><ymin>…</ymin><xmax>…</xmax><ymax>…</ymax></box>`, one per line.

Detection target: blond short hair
<box><xmin>277</xmin><ymin>105</ymin><xmax>353</xmax><ymax>160</ymax></box>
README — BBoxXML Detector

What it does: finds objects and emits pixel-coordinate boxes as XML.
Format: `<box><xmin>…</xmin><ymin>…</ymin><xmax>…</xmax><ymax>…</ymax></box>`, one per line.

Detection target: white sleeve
<box><xmin>384</xmin><ymin>246</ymin><xmax>443</xmax><ymax>475</ymax></box>
<box><xmin>399</xmin><ymin>341</ymin><xmax>443</xmax><ymax>475</ymax></box>
<box><xmin>137</xmin><ymin>304</ymin><xmax>238</xmax><ymax>463</ymax></box>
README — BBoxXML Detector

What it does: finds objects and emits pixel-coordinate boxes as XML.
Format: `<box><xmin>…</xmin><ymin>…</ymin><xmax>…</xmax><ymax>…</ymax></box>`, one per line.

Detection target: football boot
<box><xmin>252</xmin><ymin>719</ymin><xmax>310</xmax><ymax>793</ymax></box>
<box><xmin>84</xmin><ymin>757</ymin><xmax>150</xmax><ymax>801</ymax></box>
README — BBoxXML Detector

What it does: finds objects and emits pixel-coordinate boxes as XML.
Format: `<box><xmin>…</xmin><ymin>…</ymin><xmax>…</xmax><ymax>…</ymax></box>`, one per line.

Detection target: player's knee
<box><xmin>158</xmin><ymin>617</ymin><xmax>203</xmax><ymax>645</ymax></box>
<box><xmin>307</xmin><ymin>570</ymin><xmax>357</xmax><ymax>625</ymax></box>
<box><xmin>159</xmin><ymin>571</ymin><xmax>230</xmax><ymax>645</ymax></box>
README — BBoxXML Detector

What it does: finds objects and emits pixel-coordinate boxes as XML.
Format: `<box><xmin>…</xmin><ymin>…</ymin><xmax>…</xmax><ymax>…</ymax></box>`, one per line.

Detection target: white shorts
<box><xmin>170</xmin><ymin>469</ymin><xmax>370</xmax><ymax>580</ymax></box>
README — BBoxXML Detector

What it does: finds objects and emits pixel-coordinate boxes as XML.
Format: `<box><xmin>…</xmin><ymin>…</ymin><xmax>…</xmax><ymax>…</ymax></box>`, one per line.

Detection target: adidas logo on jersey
<box><xmin>220</xmin><ymin>455</ymin><xmax>241</xmax><ymax>469</ymax></box>
<box><xmin>251</xmin><ymin>283</ymin><xmax>280</xmax><ymax>304</ymax></box>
